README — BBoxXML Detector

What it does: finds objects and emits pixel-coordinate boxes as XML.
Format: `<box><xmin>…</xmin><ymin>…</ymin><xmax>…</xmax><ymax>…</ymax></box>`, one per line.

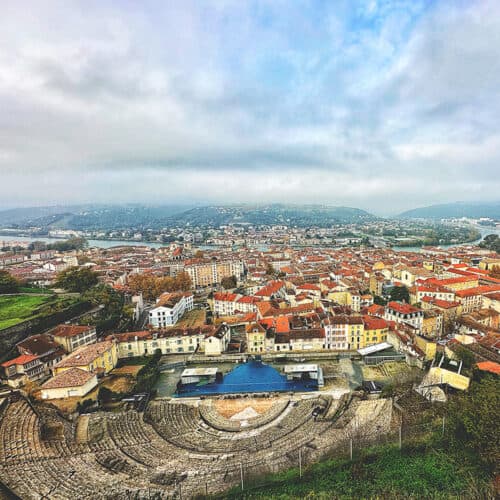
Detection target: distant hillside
<box><xmin>0</xmin><ymin>205</ymin><xmax>193</xmax><ymax>231</ymax></box>
<box><xmin>0</xmin><ymin>206</ymin><xmax>87</xmax><ymax>226</ymax></box>
<box><xmin>0</xmin><ymin>204</ymin><xmax>375</xmax><ymax>230</ymax></box>
<box><xmin>165</xmin><ymin>204</ymin><xmax>376</xmax><ymax>227</ymax></box>
<box><xmin>398</xmin><ymin>202</ymin><xmax>500</xmax><ymax>220</ymax></box>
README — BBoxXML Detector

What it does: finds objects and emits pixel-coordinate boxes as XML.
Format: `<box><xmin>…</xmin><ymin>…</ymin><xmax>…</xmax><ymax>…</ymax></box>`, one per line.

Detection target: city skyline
<box><xmin>1</xmin><ymin>0</ymin><xmax>499</xmax><ymax>212</ymax></box>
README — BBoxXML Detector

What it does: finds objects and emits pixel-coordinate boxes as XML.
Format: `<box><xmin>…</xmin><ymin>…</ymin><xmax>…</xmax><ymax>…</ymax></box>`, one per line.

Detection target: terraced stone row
<box><xmin>0</xmin><ymin>395</ymin><xmax>392</xmax><ymax>499</ymax></box>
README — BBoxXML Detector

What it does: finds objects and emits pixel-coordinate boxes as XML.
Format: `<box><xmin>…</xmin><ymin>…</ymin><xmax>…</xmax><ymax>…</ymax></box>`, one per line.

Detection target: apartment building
<box><xmin>362</xmin><ymin>316</ymin><xmax>389</xmax><ymax>347</ymax></box>
<box><xmin>53</xmin><ymin>341</ymin><xmax>118</xmax><ymax>376</ymax></box>
<box><xmin>324</xmin><ymin>315</ymin><xmax>354</xmax><ymax>350</ymax></box>
<box><xmin>149</xmin><ymin>292</ymin><xmax>194</xmax><ymax>328</ymax></box>
<box><xmin>51</xmin><ymin>324</ymin><xmax>97</xmax><ymax>353</ymax></box>
<box><xmin>1</xmin><ymin>354</ymin><xmax>44</xmax><ymax>387</ymax></box>
<box><xmin>109</xmin><ymin>324</ymin><xmax>230</xmax><ymax>357</ymax></box>
<box><xmin>213</xmin><ymin>292</ymin><xmax>259</xmax><ymax>316</ymax></box>
<box><xmin>185</xmin><ymin>258</ymin><xmax>244</xmax><ymax>288</ymax></box>
<box><xmin>455</xmin><ymin>285</ymin><xmax>500</xmax><ymax>313</ymax></box>
<box><xmin>385</xmin><ymin>301</ymin><xmax>424</xmax><ymax>332</ymax></box>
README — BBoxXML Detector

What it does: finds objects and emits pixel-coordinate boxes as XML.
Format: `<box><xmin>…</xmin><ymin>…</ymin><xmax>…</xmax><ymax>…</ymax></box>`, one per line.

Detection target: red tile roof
<box><xmin>255</xmin><ymin>281</ymin><xmax>285</xmax><ymax>297</ymax></box>
<box><xmin>214</xmin><ymin>292</ymin><xmax>240</xmax><ymax>302</ymax></box>
<box><xmin>51</xmin><ymin>324</ymin><xmax>94</xmax><ymax>338</ymax></box>
<box><xmin>421</xmin><ymin>296</ymin><xmax>461</xmax><ymax>309</ymax></box>
<box><xmin>387</xmin><ymin>301</ymin><xmax>421</xmax><ymax>315</ymax></box>
<box><xmin>363</xmin><ymin>315</ymin><xmax>388</xmax><ymax>330</ymax></box>
<box><xmin>1</xmin><ymin>354</ymin><xmax>38</xmax><ymax>368</ymax></box>
<box><xmin>41</xmin><ymin>367</ymin><xmax>95</xmax><ymax>389</ymax></box>
<box><xmin>455</xmin><ymin>285</ymin><xmax>500</xmax><ymax>298</ymax></box>
<box><xmin>476</xmin><ymin>361</ymin><xmax>500</xmax><ymax>375</ymax></box>
<box><xmin>427</xmin><ymin>276</ymin><xmax>478</xmax><ymax>287</ymax></box>
<box><xmin>297</xmin><ymin>283</ymin><xmax>321</xmax><ymax>291</ymax></box>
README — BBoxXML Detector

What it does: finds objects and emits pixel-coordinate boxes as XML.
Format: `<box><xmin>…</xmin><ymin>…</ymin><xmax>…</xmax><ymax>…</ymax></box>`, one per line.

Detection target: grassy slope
<box><xmin>0</xmin><ymin>294</ymin><xmax>55</xmax><ymax>329</ymax></box>
<box><xmin>223</xmin><ymin>443</ymin><xmax>492</xmax><ymax>499</ymax></box>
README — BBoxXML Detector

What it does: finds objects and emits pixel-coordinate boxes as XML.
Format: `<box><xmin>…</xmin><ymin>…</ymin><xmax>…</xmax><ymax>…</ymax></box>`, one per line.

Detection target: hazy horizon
<box><xmin>1</xmin><ymin>199</ymin><xmax>500</xmax><ymax>220</ymax></box>
<box><xmin>1</xmin><ymin>1</ymin><xmax>499</xmax><ymax>212</ymax></box>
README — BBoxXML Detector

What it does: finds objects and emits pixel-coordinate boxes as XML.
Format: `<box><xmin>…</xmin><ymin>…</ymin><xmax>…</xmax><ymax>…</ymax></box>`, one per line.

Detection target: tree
<box><xmin>98</xmin><ymin>386</ymin><xmax>115</xmax><ymax>404</ymax></box>
<box><xmin>55</xmin><ymin>266</ymin><xmax>98</xmax><ymax>292</ymax></box>
<box><xmin>452</xmin><ymin>345</ymin><xmax>476</xmax><ymax>370</ymax></box>
<box><xmin>28</xmin><ymin>241</ymin><xmax>48</xmax><ymax>252</ymax></box>
<box><xmin>448</xmin><ymin>375</ymin><xmax>500</xmax><ymax>471</ymax></box>
<box><xmin>127</xmin><ymin>274</ymin><xmax>157</xmax><ymax>300</ymax></box>
<box><xmin>360</xmin><ymin>236</ymin><xmax>371</xmax><ymax>247</ymax></box>
<box><xmin>174</xmin><ymin>271</ymin><xmax>192</xmax><ymax>292</ymax></box>
<box><xmin>48</xmin><ymin>237</ymin><xmax>88</xmax><ymax>252</ymax></box>
<box><xmin>83</xmin><ymin>284</ymin><xmax>122</xmax><ymax>312</ymax></box>
<box><xmin>265</xmin><ymin>263</ymin><xmax>276</xmax><ymax>277</ymax></box>
<box><xmin>221</xmin><ymin>275</ymin><xmax>237</xmax><ymax>290</ymax></box>
<box><xmin>128</xmin><ymin>272</ymin><xmax>192</xmax><ymax>301</ymax></box>
<box><xmin>373</xmin><ymin>295</ymin><xmax>387</xmax><ymax>306</ymax></box>
<box><xmin>0</xmin><ymin>270</ymin><xmax>19</xmax><ymax>294</ymax></box>
<box><xmin>389</xmin><ymin>285</ymin><xmax>410</xmax><ymax>303</ymax></box>
<box><xmin>489</xmin><ymin>267</ymin><xmax>500</xmax><ymax>279</ymax></box>
<box><xmin>479</xmin><ymin>234</ymin><xmax>500</xmax><ymax>253</ymax></box>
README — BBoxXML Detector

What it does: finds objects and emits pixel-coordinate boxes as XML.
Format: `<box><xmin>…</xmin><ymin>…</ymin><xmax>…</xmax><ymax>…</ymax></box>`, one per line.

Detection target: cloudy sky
<box><xmin>1</xmin><ymin>0</ymin><xmax>499</xmax><ymax>215</ymax></box>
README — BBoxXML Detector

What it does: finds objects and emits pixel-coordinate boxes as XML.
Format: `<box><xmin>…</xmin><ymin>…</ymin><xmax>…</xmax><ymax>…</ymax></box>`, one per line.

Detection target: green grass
<box><xmin>222</xmin><ymin>443</ymin><xmax>492</xmax><ymax>499</ymax></box>
<box><xmin>18</xmin><ymin>286</ymin><xmax>54</xmax><ymax>294</ymax></box>
<box><xmin>117</xmin><ymin>356</ymin><xmax>150</xmax><ymax>367</ymax></box>
<box><xmin>0</xmin><ymin>294</ymin><xmax>56</xmax><ymax>329</ymax></box>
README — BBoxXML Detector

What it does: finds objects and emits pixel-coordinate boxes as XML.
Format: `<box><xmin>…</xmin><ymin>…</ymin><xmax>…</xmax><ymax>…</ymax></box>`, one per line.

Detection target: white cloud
<box><xmin>0</xmin><ymin>0</ymin><xmax>499</xmax><ymax>214</ymax></box>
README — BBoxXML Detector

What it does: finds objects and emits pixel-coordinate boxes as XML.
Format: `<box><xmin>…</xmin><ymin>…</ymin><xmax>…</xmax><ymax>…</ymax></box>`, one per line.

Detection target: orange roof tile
<box><xmin>476</xmin><ymin>361</ymin><xmax>500</xmax><ymax>375</ymax></box>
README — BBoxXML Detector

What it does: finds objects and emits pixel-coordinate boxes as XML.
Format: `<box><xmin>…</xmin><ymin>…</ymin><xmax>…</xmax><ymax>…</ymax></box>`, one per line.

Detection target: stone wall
<box><xmin>0</xmin><ymin>301</ymin><xmax>92</xmax><ymax>362</ymax></box>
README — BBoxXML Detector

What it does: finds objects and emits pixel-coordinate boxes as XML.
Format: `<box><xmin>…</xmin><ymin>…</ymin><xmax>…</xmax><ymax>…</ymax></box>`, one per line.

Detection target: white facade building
<box><xmin>149</xmin><ymin>293</ymin><xmax>194</xmax><ymax>328</ymax></box>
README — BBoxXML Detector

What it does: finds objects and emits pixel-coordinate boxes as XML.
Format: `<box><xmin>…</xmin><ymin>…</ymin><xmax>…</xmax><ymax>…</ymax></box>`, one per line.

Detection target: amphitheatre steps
<box><xmin>0</xmin><ymin>393</ymin><xmax>394</xmax><ymax>499</ymax></box>
<box><xmin>74</xmin><ymin>414</ymin><xmax>89</xmax><ymax>444</ymax></box>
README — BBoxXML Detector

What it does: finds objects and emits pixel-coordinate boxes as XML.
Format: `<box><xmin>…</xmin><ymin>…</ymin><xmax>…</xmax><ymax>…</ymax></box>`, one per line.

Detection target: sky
<box><xmin>0</xmin><ymin>0</ymin><xmax>499</xmax><ymax>215</ymax></box>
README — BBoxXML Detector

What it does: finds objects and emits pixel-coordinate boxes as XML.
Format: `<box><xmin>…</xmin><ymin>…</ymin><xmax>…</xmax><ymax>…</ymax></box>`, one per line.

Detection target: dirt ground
<box><xmin>100</xmin><ymin>374</ymin><xmax>135</xmax><ymax>393</ymax></box>
<box><xmin>175</xmin><ymin>309</ymin><xmax>206</xmax><ymax>328</ymax></box>
<box><xmin>361</xmin><ymin>362</ymin><xmax>421</xmax><ymax>384</ymax></box>
<box><xmin>214</xmin><ymin>398</ymin><xmax>279</xmax><ymax>418</ymax></box>
<box><xmin>112</xmin><ymin>365</ymin><xmax>143</xmax><ymax>376</ymax></box>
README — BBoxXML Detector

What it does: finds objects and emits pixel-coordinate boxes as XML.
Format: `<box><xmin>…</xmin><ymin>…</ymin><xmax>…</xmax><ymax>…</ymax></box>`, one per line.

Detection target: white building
<box><xmin>385</xmin><ymin>301</ymin><xmax>423</xmax><ymax>332</ymax></box>
<box><xmin>149</xmin><ymin>292</ymin><xmax>194</xmax><ymax>328</ymax></box>
<box><xmin>213</xmin><ymin>292</ymin><xmax>259</xmax><ymax>317</ymax></box>
<box><xmin>204</xmin><ymin>324</ymin><xmax>231</xmax><ymax>355</ymax></box>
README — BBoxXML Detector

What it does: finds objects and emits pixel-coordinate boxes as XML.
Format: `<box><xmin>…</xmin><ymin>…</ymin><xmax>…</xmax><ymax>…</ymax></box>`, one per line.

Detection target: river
<box><xmin>0</xmin><ymin>235</ymin><xmax>167</xmax><ymax>249</ymax></box>
<box><xmin>1</xmin><ymin>224</ymin><xmax>498</xmax><ymax>252</ymax></box>
<box><xmin>391</xmin><ymin>225</ymin><xmax>500</xmax><ymax>252</ymax></box>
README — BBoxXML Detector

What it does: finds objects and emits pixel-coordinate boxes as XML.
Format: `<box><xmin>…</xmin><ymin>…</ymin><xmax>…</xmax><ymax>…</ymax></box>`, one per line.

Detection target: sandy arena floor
<box><xmin>213</xmin><ymin>397</ymin><xmax>280</xmax><ymax>418</ymax></box>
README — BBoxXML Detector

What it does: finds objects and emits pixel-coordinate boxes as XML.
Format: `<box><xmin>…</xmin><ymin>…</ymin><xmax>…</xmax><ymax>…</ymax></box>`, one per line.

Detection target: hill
<box><xmin>0</xmin><ymin>204</ymin><xmax>375</xmax><ymax>230</ymax></box>
<box><xmin>398</xmin><ymin>201</ymin><xmax>500</xmax><ymax>219</ymax></box>
<box><xmin>0</xmin><ymin>205</ymin><xmax>193</xmax><ymax>231</ymax></box>
<box><xmin>164</xmin><ymin>204</ymin><xmax>375</xmax><ymax>227</ymax></box>
<box><xmin>0</xmin><ymin>205</ymin><xmax>90</xmax><ymax>226</ymax></box>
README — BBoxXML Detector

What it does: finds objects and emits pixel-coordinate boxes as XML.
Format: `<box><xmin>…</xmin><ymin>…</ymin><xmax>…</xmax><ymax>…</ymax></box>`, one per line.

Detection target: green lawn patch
<box><xmin>117</xmin><ymin>356</ymin><xmax>150</xmax><ymax>367</ymax></box>
<box><xmin>0</xmin><ymin>294</ymin><xmax>60</xmax><ymax>329</ymax></box>
<box><xmin>222</xmin><ymin>443</ymin><xmax>492</xmax><ymax>499</ymax></box>
<box><xmin>18</xmin><ymin>286</ymin><xmax>54</xmax><ymax>294</ymax></box>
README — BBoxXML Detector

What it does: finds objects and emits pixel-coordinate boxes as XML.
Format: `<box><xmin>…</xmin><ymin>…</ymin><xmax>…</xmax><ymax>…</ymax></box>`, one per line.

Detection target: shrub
<box><xmin>132</xmin><ymin>350</ymin><xmax>162</xmax><ymax>394</ymax></box>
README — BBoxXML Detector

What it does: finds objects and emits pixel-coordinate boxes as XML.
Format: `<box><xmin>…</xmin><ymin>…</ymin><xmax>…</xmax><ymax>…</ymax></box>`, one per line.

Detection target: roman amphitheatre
<box><xmin>0</xmin><ymin>390</ymin><xmax>393</xmax><ymax>498</ymax></box>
